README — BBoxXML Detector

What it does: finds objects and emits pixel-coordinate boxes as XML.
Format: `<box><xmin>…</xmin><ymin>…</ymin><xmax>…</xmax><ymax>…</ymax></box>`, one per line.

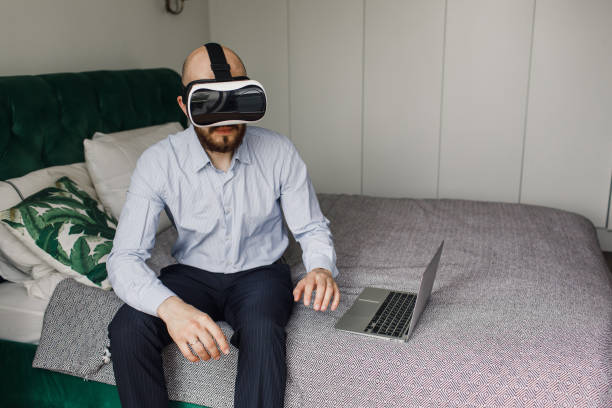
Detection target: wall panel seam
<box><xmin>360</xmin><ymin>0</ymin><xmax>366</xmax><ymax>195</ymax></box>
<box><xmin>518</xmin><ymin>0</ymin><xmax>538</xmax><ymax>204</ymax></box>
<box><xmin>606</xmin><ymin>171</ymin><xmax>611</xmax><ymax>229</ymax></box>
<box><xmin>436</xmin><ymin>0</ymin><xmax>449</xmax><ymax>199</ymax></box>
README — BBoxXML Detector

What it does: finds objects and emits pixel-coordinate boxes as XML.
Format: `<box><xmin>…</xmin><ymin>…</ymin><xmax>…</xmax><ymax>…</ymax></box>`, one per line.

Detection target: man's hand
<box><xmin>157</xmin><ymin>296</ymin><xmax>230</xmax><ymax>362</ymax></box>
<box><xmin>293</xmin><ymin>268</ymin><xmax>340</xmax><ymax>311</ymax></box>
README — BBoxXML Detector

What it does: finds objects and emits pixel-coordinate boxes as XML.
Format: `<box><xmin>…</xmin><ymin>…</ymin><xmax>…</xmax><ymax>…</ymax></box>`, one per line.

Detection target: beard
<box><xmin>195</xmin><ymin>124</ymin><xmax>246</xmax><ymax>153</ymax></box>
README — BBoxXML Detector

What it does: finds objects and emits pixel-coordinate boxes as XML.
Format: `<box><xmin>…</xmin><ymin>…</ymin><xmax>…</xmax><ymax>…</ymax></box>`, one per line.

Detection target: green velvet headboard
<box><xmin>0</xmin><ymin>68</ymin><xmax>187</xmax><ymax>181</ymax></box>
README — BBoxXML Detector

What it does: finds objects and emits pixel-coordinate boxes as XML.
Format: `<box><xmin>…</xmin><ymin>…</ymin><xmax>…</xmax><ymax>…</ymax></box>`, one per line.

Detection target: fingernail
<box><xmin>224</xmin><ymin>348</ymin><xmax>230</xmax><ymax>354</ymax></box>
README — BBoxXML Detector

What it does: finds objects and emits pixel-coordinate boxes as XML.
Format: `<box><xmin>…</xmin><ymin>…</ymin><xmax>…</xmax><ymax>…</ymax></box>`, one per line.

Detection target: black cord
<box><xmin>1</xmin><ymin>180</ymin><xmax>24</xmax><ymax>200</ymax></box>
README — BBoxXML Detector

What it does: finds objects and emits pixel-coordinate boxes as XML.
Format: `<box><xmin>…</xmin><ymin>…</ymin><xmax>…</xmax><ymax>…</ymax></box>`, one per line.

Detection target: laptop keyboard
<box><xmin>364</xmin><ymin>291</ymin><xmax>417</xmax><ymax>337</ymax></box>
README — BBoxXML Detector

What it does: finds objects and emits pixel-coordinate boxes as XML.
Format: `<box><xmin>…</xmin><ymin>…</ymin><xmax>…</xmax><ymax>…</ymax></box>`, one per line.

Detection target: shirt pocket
<box><xmin>173</xmin><ymin>189</ymin><xmax>219</xmax><ymax>234</ymax></box>
<box><xmin>243</xmin><ymin>196</ymin><xmax>280</xmax><ymax>236</ymax></box>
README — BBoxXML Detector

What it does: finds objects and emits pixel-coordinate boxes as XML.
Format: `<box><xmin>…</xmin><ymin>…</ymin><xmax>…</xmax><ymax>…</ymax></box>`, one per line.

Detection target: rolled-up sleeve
<box><xmin>279</xmin><ymin>143</ymin><xmax>339</xmax><ymax>278</ymax></box>
<box><xmin>106</xmin><ymin>151</ymin><xmax>177</xmax><ymax>316</ymax></box>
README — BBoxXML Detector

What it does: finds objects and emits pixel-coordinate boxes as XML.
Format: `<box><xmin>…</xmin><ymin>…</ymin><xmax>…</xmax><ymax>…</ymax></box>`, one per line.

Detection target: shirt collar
<box><xmin>187</xmin><ymin>125</ymin><xmax>252</xmax><ymax>173</ymax></box>
<box><xmin>233</xmin><ymin>130</ymin><xmax>252</xmax><ymax>165</ymax></box>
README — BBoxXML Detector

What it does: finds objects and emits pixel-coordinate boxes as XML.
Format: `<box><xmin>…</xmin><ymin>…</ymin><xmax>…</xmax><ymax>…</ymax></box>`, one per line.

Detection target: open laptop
<box><xmin>334</xmin><ymin>241</ymin><xmax>444</xmax><ymax>342</ymax></box>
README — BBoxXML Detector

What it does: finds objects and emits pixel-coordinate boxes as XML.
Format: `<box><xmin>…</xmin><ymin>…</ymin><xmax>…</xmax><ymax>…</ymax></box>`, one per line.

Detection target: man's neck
<box><xmin>205</xmin><ymin>148</ymin><xmax>234</xmax><ymax>172</ymax></box>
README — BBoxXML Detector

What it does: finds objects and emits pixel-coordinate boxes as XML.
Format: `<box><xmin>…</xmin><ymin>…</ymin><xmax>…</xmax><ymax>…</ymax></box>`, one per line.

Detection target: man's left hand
<box><xmin>293</xmin><ymin>268</ymin><xmax>340</xmax><ymax>311</ymax></box>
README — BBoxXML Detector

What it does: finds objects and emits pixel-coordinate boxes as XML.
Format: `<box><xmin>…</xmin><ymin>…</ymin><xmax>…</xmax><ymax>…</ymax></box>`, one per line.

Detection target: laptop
<box><xmin>334</xmin><ymin>241</ymin><xmax>444</xmax><ymax>342</ymax></box>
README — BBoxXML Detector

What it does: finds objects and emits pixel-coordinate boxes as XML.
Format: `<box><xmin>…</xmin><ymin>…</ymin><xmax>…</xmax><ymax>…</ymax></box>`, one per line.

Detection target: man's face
<box><xmin>181</xmin><ymin>45</ymin><xmax>250</xmax><ymax>153</ymax></box>
<box><xmin>195</xmin><ymin>123</ymin><xmax>246</xmax><ymax>153</ymax></box>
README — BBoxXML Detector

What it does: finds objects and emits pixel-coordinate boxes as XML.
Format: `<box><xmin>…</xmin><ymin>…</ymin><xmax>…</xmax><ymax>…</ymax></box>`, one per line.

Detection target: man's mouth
<box><xmin>212</xmin><ymin>125</ymin><xmax>238</xmax><ymax>134</ymax></box>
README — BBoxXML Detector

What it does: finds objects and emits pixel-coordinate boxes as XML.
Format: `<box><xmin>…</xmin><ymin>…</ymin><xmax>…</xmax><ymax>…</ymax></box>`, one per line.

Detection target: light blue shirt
<box><xmin>107</xmin><ymin>125</ymin><xmax>339</xmax><ymax>316</ymax></box>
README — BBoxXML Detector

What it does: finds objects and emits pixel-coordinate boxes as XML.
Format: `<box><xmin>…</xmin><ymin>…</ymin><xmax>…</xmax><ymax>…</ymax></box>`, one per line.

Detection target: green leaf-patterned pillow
<box><xmin>0</xmin><ymin>176</ymin><xmax>116</xmax><ymax>289</ymax></box>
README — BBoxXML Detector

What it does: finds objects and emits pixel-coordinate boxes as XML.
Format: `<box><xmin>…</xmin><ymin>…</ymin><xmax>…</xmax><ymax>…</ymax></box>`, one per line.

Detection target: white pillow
<box><xmin>84</xmin><ymin>122</ymin><xmax>183</xmax><ymax>234</ymax></box>
<box><xmin>0</xmin><ymin>163</ymin><xmax>95</xmax><ymax>280</ymax></box>
<box><xmin>22</xmin><ymin>272</ymin><xmax>67</xmax><ymax>300</ymax></box>
<box><xmin>0</xmin><ymin>249</ymin><xmax>30</xmax><ymax>282</ymax></box>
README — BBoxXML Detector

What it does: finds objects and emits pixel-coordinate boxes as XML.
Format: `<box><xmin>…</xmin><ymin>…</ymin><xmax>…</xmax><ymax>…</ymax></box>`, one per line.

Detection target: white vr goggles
<box><xmin>182</xmin><ymin>43</ymin><xmax>267</xmax><ymax>128</ymax></box>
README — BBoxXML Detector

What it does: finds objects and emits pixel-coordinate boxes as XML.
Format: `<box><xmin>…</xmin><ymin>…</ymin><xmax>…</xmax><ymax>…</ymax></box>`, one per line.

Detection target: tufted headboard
<box><xmin>0</xmin><ymin>68</ymin><xmax>187</xmax><ymax>181</ymax></box>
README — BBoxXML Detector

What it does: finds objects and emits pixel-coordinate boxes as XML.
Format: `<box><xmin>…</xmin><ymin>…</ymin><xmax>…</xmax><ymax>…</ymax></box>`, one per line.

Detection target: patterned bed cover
<box><xmin>33</xmin><ymin>194</ymin><xmax>612</xmax><ymax>407</ymax></box>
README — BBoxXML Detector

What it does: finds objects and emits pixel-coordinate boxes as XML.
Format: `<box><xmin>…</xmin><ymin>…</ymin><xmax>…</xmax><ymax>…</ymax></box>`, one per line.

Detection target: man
<box><xmin>106</xmin><ymin>43</ymin><xmax>340</xmax><ymax>408</ymax></box>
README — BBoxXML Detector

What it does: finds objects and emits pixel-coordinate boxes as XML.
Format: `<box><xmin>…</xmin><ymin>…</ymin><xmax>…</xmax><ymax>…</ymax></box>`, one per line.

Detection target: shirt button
<box><xmin>225</xmin><ymin>207</ymin><xmax>231</xmax><ymax>214</ymax></box>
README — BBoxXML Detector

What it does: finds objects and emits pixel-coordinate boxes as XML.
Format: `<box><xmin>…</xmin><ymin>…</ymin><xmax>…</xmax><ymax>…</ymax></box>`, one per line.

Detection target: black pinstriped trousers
<box><xmin>107</xmin><ymin>261</ymin><xmax>294</xmax><ymax>408</ymax></box>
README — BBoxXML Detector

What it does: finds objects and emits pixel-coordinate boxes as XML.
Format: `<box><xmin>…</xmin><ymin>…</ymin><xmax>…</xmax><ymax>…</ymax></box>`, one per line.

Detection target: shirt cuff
<box><xmin>305</xmin><ymin>254</ymin><xmax>339</xmax><ymax>279</ymax></box>
<box><xmin>139</xmin><ymin>282</ymin><xmax>178</xmax><ymax>317</ymax></box>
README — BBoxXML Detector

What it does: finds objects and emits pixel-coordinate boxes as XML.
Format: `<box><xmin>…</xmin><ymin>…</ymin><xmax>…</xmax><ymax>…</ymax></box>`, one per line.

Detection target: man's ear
<box><xmin>177</xmin><ymin>95</ymin><xmax>188</xmax><ymax>117</ymax></box>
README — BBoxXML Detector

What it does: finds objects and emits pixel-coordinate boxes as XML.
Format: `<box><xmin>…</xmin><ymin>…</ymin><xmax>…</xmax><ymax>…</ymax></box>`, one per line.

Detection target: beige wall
<box><xmin>0</xmin><ymin>0</ymin><xmax>209</xmax><ymax>76</ymax></box>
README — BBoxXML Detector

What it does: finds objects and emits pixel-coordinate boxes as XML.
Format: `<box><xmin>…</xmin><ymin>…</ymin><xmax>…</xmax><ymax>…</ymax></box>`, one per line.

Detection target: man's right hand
<box><xmin>157</xmin><ymin>296</ymin><xmax>230</xmax><ymax>362</ymax></box>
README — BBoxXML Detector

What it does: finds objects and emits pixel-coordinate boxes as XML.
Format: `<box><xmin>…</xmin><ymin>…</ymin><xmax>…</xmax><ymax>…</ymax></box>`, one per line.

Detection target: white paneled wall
<box><xmin>439</xmin><ymin>0</ymin><xmax>534</xmax><ymax>202</ymax></box>
<box><xmin>288</xmin><ymin>0</ymin><xmax>364</xmax><ymax>194</ymax></box>
<box><xmin>520</xmin><ymin>0</ymin><xmax>612</xmax><ymax>227</ymax></box>
<box><xmin>209</xmin><ymin>0</ymin><xmax>612</xmax><ymax>230</ymax></box>
<box><xmin>363</xmin><ymin>0</ymin><xmax>445</xmax><ymax>198</ymax></box>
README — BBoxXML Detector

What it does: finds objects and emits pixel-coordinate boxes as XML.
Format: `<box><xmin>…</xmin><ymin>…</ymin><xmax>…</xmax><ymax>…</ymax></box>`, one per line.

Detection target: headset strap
<box><xmin>204</xmin><ymin>42</ymin><xmax>232</xmax><ymax>81</ymax></box>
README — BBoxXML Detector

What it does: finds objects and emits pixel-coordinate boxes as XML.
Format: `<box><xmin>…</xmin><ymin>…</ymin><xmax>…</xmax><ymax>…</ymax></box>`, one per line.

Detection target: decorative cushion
<box><xmin>0</xmin><ymin>163</ymin><xmax>96</xmax><ymax>280</ymax></box>
<box><xmin>84</xmin><ymin>122</ymin><xmax>183</xmax><ymax>234</ymax></box>
<box><xmin>0</xmin><ymin>177</ymin><xmax>116</xmax><ymax>289</ymax></box>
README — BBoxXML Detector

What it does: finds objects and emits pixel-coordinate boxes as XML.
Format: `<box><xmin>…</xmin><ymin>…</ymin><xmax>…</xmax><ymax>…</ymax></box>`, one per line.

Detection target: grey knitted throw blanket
<box><xmin>33</xmin><ymin>194</ymin><xmax>612</xmax><ymax>407</ymax></box>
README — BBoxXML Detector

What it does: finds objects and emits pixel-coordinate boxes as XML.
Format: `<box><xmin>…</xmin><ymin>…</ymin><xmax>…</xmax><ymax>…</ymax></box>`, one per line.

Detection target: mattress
<box><xmin>0</xmin><ymin>282</ymin><xmax>48</xmax><ymax>344</ymax></box>
<box><xmin>32</xmin><ymin>194</ymin><xmax>612</xmax><ymax>407</ymax></box>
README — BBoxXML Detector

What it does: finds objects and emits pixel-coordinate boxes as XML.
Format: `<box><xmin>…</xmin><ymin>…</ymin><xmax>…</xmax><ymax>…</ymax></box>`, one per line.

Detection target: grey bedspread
<box><xmin>33</xmin><ymin>194</ymin><xmax>612</xmax><ymax>407</ymax></box>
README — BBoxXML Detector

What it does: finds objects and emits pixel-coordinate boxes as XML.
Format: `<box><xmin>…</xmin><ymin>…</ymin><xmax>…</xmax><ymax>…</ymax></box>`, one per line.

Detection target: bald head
<box><xmin>181</xmin><ymin>44</ymin><xmax>247</xmax><ymax>86</ymax></box>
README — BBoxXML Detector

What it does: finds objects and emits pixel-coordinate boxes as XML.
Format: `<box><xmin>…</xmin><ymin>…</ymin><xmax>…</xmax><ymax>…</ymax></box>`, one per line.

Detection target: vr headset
<box><xmin>182</xmin><ymin>43</ymin><xmax>267</xmax><ymax>128</ymax></box>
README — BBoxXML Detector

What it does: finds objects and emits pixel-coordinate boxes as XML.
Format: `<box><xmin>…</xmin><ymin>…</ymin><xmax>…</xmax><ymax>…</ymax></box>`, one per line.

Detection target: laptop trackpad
<box><xmin>348</xmin><ymin>299</ymin><xmax>380</xmax><ymax>317</ymax></box>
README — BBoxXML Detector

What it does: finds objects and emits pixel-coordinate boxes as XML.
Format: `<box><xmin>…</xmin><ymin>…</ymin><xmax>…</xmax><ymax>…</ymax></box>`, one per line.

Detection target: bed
<box><xmin>0</xmin><ymin>69</ymin><xmax>204</xmax><ymax>408</ymax></box>
<box><xmin>0</xmin><ymin>69</ymin><xmax>610</xmax><ymax>407</ymax></box>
